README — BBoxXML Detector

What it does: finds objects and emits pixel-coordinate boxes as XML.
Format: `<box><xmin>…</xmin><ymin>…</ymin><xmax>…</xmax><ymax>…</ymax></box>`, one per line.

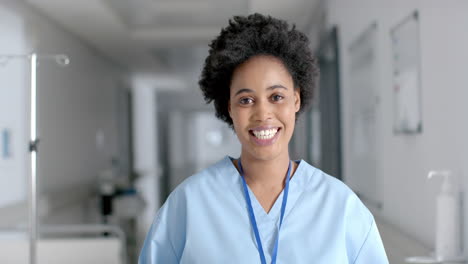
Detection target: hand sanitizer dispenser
<box><xmin>405</xmin><ymin>170</ymin><xmax>465</xmax><ymax>264</ymax></box>
<box><xmin>428</xmin><ymin>170</ymin><xmax>462</xmax><ymax>261</ymax></box>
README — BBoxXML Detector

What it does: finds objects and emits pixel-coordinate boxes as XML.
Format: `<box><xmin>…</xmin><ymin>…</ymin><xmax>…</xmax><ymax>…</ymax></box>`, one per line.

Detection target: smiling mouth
<box><xmin>249</xmin><ymin>128</ymin><xmax>280</xmax><ymax>140</ymax></box>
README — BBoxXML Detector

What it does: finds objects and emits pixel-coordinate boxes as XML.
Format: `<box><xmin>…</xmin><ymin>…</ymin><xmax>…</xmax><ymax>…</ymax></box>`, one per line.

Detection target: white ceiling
<box><xmin>26</xmin><ymin>0</ymin><xmax>322</xmax><ymax>74</ymax></box>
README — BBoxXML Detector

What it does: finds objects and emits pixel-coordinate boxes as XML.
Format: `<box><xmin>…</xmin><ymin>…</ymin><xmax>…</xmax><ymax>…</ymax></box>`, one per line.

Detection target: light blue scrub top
<box><xmin>139</xmin><ymin>156</ymin><xmax>389</xmax><ymax>264</ymax></box>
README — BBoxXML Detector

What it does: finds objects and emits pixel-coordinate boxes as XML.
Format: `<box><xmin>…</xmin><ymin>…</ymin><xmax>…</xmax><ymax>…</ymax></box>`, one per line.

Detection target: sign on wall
<box><xmin>1</xmin><ymin>127</ymin><xmax>12</xmax><ymax>161</ymax></box>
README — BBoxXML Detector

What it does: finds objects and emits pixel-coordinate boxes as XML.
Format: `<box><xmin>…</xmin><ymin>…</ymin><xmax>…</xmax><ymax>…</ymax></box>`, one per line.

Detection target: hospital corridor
<box><xmin>1</xmin><ymin>0</ymin><xmax>468</xmax><ymax>263</ymax></box>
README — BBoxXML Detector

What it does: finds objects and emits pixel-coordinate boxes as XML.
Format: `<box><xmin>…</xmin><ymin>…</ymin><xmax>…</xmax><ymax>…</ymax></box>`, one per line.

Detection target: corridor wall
<box><xmin>0</xmin><ymin>0</ymin><xmax>126</xmax><ymax>226</ymax></box>
<box><xmin>327</xmin><ymin>0</ymin><xmax>468</xmax><ymax>254</ymax></box>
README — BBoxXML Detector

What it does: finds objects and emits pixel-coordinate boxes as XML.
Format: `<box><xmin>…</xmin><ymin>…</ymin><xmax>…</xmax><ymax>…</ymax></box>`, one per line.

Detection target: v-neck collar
<box><xmin>222</xmin><ymin>156</ymin><xmax>313</xmax><ymax>222</ymax></box>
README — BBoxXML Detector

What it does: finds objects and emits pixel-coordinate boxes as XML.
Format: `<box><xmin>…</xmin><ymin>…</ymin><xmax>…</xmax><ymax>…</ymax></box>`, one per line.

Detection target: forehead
<box><xmin>230</xmin><ymin>55</ymin><xmax>293</xmax><ymax>92</ymax></box>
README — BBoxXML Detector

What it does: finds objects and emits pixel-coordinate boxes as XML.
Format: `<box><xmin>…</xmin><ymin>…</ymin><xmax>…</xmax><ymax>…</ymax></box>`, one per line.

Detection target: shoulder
<box><xmin>163</xmin><ymin>156</ymin><xmax>236</xmax><ymax>204</ymax></box>
<box><xmin>299</xmin><ymin>160</ymin><xmax>372</xmax><ymax>219</ymax></box>
<box><xmin>175</xmin><ymin>156</ymin><xmax>234</xmax><ymax>191</ymax></box>
<box><xmin>298</xmin><ymin>161</ymin><xmax>374</xmax><ymax>233</ymax></box>
<box><xmin>298</xmin><ymin>161</ymin><xmax>378</xmax><ymax>261</ymax></box>
<box><xmin>149</xmin><ymin>156</ymin><xmax>234</xmax><ymax>235</ymax></box>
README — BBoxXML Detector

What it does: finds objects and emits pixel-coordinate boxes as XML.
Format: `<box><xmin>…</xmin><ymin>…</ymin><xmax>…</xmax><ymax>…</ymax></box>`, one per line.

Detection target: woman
<box><xmin>139</xmin><ymin>13</ymin><xmax>388</xmax><ymax>264</ymax></box>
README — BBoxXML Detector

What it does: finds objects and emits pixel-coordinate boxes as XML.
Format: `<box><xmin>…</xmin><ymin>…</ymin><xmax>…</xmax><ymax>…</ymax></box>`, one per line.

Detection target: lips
<box><xmin>248</xmin><ymin>126</ymin><xmax>281</xmax><ymax>146</ymax></box>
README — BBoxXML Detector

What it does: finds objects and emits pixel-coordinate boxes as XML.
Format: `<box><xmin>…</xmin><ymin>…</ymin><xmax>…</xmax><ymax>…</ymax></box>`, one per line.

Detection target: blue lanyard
<box><xmin>238</xmin><ymin>159</ymin><xmax>292</xmax><ymax>264</ymax></box>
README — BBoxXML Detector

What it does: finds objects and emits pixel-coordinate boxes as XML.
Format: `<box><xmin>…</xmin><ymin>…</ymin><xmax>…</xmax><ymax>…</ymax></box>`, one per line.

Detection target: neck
<box><xmin>238</xmin><ymin>151</ymin><xmax>291</xmax><ymax>189</ymax></box>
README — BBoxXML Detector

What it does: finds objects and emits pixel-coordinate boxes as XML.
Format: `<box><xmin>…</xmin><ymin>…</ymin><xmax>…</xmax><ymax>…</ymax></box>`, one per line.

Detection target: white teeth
<box><xmin>252</xmin><ymin>128</ymin><xmax>278</xmax><ymax>140</ymax></box>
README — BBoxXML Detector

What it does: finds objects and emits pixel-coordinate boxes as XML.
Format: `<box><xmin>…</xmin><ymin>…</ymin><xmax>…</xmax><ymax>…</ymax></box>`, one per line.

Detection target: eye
<box><xmin>271</xmin><ymin>94</ymin><xmax>284</xmax><ymax>102</ymax></box>
<box><xmin>239</xmin><ymin>97</ymin><xmax>254</xmax><ymax>105</ymax></box>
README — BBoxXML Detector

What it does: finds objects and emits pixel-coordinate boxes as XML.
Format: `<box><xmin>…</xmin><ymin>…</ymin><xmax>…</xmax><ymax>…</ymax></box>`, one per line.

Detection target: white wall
<box><xmin>0</xmin><ymin>0</ymin><xmax>126</xmax><ymax>225</ymax></box>
<box><xmin>327</xmin><ymin>0</ymin><xmax>468</xmax><ymax>254</ymax></box>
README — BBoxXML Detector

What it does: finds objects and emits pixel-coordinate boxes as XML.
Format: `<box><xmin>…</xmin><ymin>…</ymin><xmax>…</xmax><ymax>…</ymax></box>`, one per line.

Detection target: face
<box><xmin>228</xmin><ymin>55</ymin><xmax>300</xmax><ymax>162</ymax></box>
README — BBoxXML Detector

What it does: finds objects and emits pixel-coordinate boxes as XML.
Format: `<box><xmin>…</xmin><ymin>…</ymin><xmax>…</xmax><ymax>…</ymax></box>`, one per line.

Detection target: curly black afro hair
<box><xmin>199</xmin><ymin>13</ymin><xmax>319</xmax><ymax>128</ymax></box>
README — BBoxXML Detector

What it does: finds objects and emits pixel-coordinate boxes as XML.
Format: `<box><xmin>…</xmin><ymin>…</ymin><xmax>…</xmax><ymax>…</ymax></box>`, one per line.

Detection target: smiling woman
<box><xmin>229</xmin><ymin>55</ymin><xmax>299</xmax><ymax>165</ymax></box>
<box><xmin>139</xmin><ymin>13</ymin><xmax>389</xmax><ymax>264</ymax></box>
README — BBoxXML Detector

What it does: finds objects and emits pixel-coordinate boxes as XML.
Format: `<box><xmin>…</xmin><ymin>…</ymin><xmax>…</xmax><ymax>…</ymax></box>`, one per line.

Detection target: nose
<box><xmin>252</xmin><ymin>99</ymin><xmax>273</xmax><ymax>122</ymax></box>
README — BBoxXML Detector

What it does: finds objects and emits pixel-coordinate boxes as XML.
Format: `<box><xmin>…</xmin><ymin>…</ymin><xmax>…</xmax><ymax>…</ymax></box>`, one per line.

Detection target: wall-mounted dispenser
<box><xmin>405</xmin><ymin>170</ymin><xmax>465</xmax><ymax>264</ymax></box>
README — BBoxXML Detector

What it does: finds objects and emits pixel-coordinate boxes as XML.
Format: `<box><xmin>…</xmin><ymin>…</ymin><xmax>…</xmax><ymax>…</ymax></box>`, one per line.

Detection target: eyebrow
<box><xmin>234</xmin><ymin>84</ymin><xmax>288</xmax><ymax>96</ymax></box>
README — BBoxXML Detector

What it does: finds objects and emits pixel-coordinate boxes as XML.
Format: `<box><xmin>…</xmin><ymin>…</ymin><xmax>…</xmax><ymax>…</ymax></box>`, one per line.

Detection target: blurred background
<box><xmin>0</xmin><ymin>0</ymin><xmax>467</xmax><ymax>263</ymax></box>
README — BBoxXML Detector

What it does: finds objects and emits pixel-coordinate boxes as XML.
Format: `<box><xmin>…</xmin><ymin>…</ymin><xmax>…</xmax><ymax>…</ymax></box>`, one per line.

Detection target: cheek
<box><xmin>230</xmin><ymin>108</ymin><xmax>245</xmax><ymax>130</ymax></box>
<box><xmin>278</xmin><ymin>105</ymin><xmax>297</xmax><ymax>133</ymax></box>
<box><xmin>279</xmin><ymin>102</ymin><xmax>297</xmax><ymax>120</ymax></box>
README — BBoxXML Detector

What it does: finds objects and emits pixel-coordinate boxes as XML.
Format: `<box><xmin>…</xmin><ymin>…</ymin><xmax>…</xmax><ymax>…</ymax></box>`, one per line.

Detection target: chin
<box><xmin>244</xmin><ymin>145</ymin><xmax>285</xmax><ymax>162</ymax></box>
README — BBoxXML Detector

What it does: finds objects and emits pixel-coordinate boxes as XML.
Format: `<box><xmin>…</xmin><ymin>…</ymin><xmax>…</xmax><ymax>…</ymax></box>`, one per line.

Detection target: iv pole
<box><xmin>0</xmin><ymin>53</ymin><xmax>69</xmax><ymax>264</ymax></box>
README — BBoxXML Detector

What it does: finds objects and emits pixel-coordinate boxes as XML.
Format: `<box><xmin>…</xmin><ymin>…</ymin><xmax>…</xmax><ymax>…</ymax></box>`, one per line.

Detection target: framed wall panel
<box><xmin>391</xmin><ymin>11</ymin><xmax>422</xmax><ymax>134</ymax></box>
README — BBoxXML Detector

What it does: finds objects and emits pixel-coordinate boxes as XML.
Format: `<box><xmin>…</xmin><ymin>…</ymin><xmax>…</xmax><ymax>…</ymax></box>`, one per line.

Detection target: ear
<box><xmin>228</xmin><ymin>100</ymin><xmax>232</xmax><ymax>117</ymax></box>
<box><xmin>294</xmin><ymin>90</ymin><xmax>301</xmax><ymax>112</ymax></box>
